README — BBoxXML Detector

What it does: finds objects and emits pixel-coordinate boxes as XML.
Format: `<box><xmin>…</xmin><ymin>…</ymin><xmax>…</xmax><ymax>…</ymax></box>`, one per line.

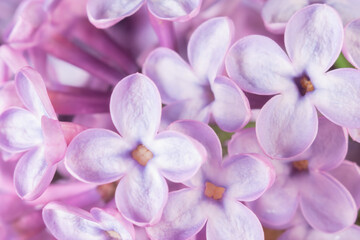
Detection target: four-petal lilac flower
<box><xmin>144</xmin><ymin>17</ymin><xmax>250</xmax><ymax>132</ymax></box>
<box><xmin>65</xmin><ymin>73</ymin><xmax>205</xmax><ymax>226</ymax></box>
<box><xmin>226</xmin><ymin>4</ymin><xmax>360</xmax><ymax>158</ymax></box>
<box><xmin>147</xmin><ymin>120</ymin><xmax>275</xmax><ymax>240</ymax></box>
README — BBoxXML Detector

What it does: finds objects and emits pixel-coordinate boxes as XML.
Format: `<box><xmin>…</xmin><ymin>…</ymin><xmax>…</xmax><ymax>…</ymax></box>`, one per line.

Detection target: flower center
<box><xmin>299</xmin><ymin>76</ymin><xmax>314</xmax><ymax>96</ymax></box>
<box><xmin>107</xmin><ymin>230</ymin><xmax>122</xmax><ymax>239</ymax></box>
<box><xmin>292</xmin><ymin>160</ymin><xmax>309</xmax><ymax>171</ymax></box>
<box><xmin>204</xmin><ymin>181</ymin><xmax>226</xmax><ymax>200</ymax></box>
<box><xmin>96</xmin><ymin>181</ymin><xmax>118</xmax><ymax>203</ymax></box>
<box><xmin>131</xmin><ymin>144</ymin><xmax>153</xmax><ymax>166</ymax></box>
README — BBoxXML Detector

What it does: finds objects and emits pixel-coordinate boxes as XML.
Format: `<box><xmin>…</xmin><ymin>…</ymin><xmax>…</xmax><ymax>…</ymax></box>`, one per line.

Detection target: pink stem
<box><xmin>148</xmin><ymin>12</ymin><xmax>177</xmax><ymax>50</ymax></box>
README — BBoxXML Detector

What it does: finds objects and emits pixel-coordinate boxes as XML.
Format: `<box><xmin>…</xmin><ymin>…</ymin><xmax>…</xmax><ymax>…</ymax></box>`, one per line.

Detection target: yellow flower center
<box><xmin>131</xmin><ymin>144</ymin><xmax>153</xmax><ymax>166</ymax></box>
<box><xmin>107</xmin><ymin>230</ymin><xmax>122</xmax><ymax>239</ymax></box>
<box><xmin>204</xmin><ymin>181</ymin><xmax>226</xmax><ymax>200</ymax></box>
<box><xmin>300</xmin><ymin>76</ymin><xmax>314</xmax><ymax>95</ymax></box>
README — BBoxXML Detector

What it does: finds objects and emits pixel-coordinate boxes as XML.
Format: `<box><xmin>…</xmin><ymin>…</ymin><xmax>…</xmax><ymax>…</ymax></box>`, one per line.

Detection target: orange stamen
<box><xmin>204</xmin><ymin>182</ymin><xmax>226</xmax><ymax>200</ymax></box>
<box><xmin>131</xmin><ymin>144</ymin><xmax>153</xmax><ymax>166</ymax></box>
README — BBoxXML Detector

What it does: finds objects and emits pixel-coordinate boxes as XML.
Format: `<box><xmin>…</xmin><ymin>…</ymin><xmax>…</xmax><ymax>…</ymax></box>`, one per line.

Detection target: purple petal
<box><xmin>222</xmin><ymin>153</ymin><xmax>274</xmax><ymax>201</ymax></box>
<box><xmin>15</xmin><ymin>67</ymin><xmax>57</xmax><ymax>118</ymax></box>
<box><xmin>65</xmin><ymin>129</ymin><xmax>134</xmax><ymax>184</ymax></box>
<box><xmin>147</xmin><ymin>0</ymin><xmax>201</xmax><ymax>21</ymax></box>
<box><xmin>257</xmin><ymin>94</ymin><xmax>318</xmax><ymax>158</ymax></box>
<box><xmin>150</xmin><ymin>130</ymin><xmax>205</xmax><ymax>182</ymax></box>
<box><xmin>228</xmin><ymin>128</ymin><xmax>264</xmax><ymax>156</ymax></box>
<box><xmin>261</xmin><ymin>0</ymin><xmax>308</xmax><ymax>33</ymax></box>
<box><xmin>330</xmin><ymin>160</ymin><xmax>360</xmax><ymax>208</ymax></box>
<box><xmin>343</xmin><ymin>18</ymin><xmax>360</xmax><ymax>68</ymax></box>
<box><xmin>146</xmin><ymin>189</ymin><xmax>206</xmax><ymax>240</ymax></box>
<box><xmin>87</xmin><ymin>0</ymin><xmax>144</xmax><ymax>28</ymax></box>
<box><xmin>285</xmin><ymin>4</ymin><xmax>343</xmax><ymax>72</ymax></box>
<box><xmin>42</xmin><ymin>202</ymin><xmax>107</xmax><ymax>239</ymax></box>
<box><xmin>110</xmin><ymin>73</ymin><xmax>161</xmax><ymax>142</ymax></box>
<box><xmin>211</xmin><ymin>76</ymin><xmax>250</xmax><ymax>132</ymax></box>
<box><xmin>348</xmin><ymin>128</ymin><xmax>360</xmax><ymax>143</ymax></box>
<box><xmin>0</xmin><ymin>107</ymin><xmax>42</xmax><ymax>152</ymax></box>
<box><xmin>226</xmin><ymin>35</ymin><xmax>295</xmax><ymax>95</ymax></box>
<box><xmin>278</xmin><ymin>225</ymin><xmax>308</xmax><ymax>240</ymax></box>
<box><xmin>143</xmin><ymin>48</ymin><xmax>205</xmax><ymax>103</ymax></box>
<box><xmin>0</xmin><ymin>45</ymin><xmax>28</xmax><ymax>73</ymax></box>
<box><xmin>14</xmin><ymin>147</ymin><xmax>56</xmax><ymax>200</ymax></box>
<box><xmin>306</xmin><ymin>117</ymin><xmax>347</xmax><ymax>171</ymax></box>
<box><xmin>311</xmin><ymin>69</ymin><xmax>360</xmax><ymax>128</ymax></box>
<box><xmin>329</xmin><ymin>0</ymin><xmax>360</xmax><ymax>25</ymax></box>
<box><xmin>300</xmin><ymin>173</ymin><xmax>357</xmax><ymax>233</ymax></box>
<box><xmin>115</xmin><ymin>165</ymin><xmax>168</xmax><ymax>226</ymax></box>
<box><xmin>247</xmin><ymin>175</ymin><xmax>299</xmax><ymax>228</ymax></box>
<box><xmin>206</xmin><ymin>200</ymin><xmax>264</xmax><ymax>240</ymax></box>
<box><xmin>188</xmin><ymin>17</ymin><xmax>233</xmax><ymax>83</ymax></box>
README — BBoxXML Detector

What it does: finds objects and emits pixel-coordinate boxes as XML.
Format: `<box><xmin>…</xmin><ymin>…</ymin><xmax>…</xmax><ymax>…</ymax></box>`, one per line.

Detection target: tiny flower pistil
<box><xmin>300</xmin><ymin>76</ymin><xmax>314</xmax><ymax>96</ymax></box>
<box><xmin>131</xmin><ymin>144</ymin><xmax>153</xmax><ymax>166</ymax></box>
<box><xmin>204</xmin><ymin>181</ymin><xmax>226</xmax><ymax>200</ymax></box>
<box><xmin>292</xmin><ymin>160</ymin><xmax>309</xmax><ymax>171</ymax></box>
<box><xmin>107</xmin><ymin>230</ymin><xmax>122</xmax><ymax>240</ymax></box>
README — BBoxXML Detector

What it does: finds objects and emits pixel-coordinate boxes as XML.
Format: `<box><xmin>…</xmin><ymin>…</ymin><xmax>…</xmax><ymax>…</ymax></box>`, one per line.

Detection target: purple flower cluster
<box><xmin>1</xmin><ymin>0</ymin><xmax>360</xmax><ymax>239</ymax></box>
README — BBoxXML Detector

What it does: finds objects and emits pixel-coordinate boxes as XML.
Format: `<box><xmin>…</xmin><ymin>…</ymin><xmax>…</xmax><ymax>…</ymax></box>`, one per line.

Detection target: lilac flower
<box><xmin>226</xmin><ymin>4</ymin><xmax>360</xmax><ymax>158</ymax></box>
<box><xmin>228</xmin><ymin>118</ymin><xmax>357</xmax><ymax>232</ymax></box>
<box><xmin>43</xmin><ymin>203</ymin><xmax>135</xmax><ymax>240</ymax></box>
<box><xmin>144</xmin><ymin>17</ymin><xmax>250</xmax><ymax>132</ymax></box>
<box><xmin>147</xmin><ymin>120</ymin><xmax>274</xmax><ymax>240</ymax></box>
<box><xmin>65</xmin><ymin>73</ymin><xmax>205</xmax><ymax>226</ymax></box>
<box><xmin>87</xmin><ymin>0</ymin><xmax>202</xmax><ymax>29</ymax></box>
<box><xmin>262</xmin><ymin>0</ymin><xmax>360</xmax><ymax>33</ymax></box>
<box><xmin>0</xmin><ymin>67</ymin><xmax>67</xmax><ymax>200</ymax></box>
<box><xmin>343</xmin><ymin>18</ymin><xmax>360</xmax><ymax>69</ymax></box>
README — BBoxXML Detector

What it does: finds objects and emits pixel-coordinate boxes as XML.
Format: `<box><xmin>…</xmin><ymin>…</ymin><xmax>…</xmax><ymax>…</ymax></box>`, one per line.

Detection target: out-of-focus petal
<box><xmin>110</xmin><ymin>73</ymin><xmax>161</xmax><ymax>143</ymax></box>
<box><xmin>300</xmin><ymin>173</ymin><xmax>357</xmax><ymax>233</ymax></box>
<box><xmin>348</xmin><ymin>128</ymin><xmax>360</xmax><ymax>143</ymax></box>
<box><xmin>228</xmin><ymin>128</ymin><xmax>264</xmax><ymax>156</ymax></box>
<box><xmin>261</xmin><ymin>0</ymin><xmax>308</xmax><ymax>33</ymax></box>
<box><xmin>328</xmin><ymin>0</ymin><xmax>360</xmax><ymax>25</ymax></box>
<box><xmin>42</xmin><ymin>202</ymin><xmax>108</xmax><ymax>240</ymax></box>
<box><xmin>211</xmin><ymin>76</ymin><xmax>250</xmax><ymax>132</ymax></box>
<box><xmin>150</xmin><ymin>130</ymin><xmax>204</xmax><ymax>182</ymax></box>
<box><xmin>285</xmin><ymin>4</ymin><xmax>343</xmax><ymax>73</ymax></box>
<box><xmin>206</xmin><ymin>200</ymin><xmax>264</xmax><ymax>240</ymax></box>
<box><xmin>0</xmin><ymin>107</ymin><xmax>42</xmax><ymax>152</ymax></box>
<box><xmin>329</xmin><ymin>160</ymin><xmax>360</xmax><ymax>208</ymax></box>
<box><xmin>223</xmin><ymin>153</ymin><xmax>274</xmax><ymax>201</ymax></box>
<box><xmin>226</xmin><ymin>35</ymin><xmax>295</xmax><ymax>95</ymax></box>
<box><xmin>14</xmin><ymin>147</ymin><xmax>56</xmax><ymax>200</ymax></box>
<box><xmin>147</xmin><ymin>0</ymin><xmax>201</xmax><ymax>21</ymax></box>
<box><xmin>188</xmin><ymin>17</ymin><xmax>233</xmax><ymax>83</ymax></box>
<box><xmin>115</xmin><ymin>165</ymin><xmax>168</xmax><ymax>226</ymax></box>
<box><xmin>0</xmin><ymin>45</ymin><xmax>28</xmax><ymax>73</ymax></box>
<box><xmin>143</xmin><ymin>48</ymin><xmax>205</xmax><ymax>103</ymax></box>
<box><xmin>146</xmin><ymin>189</ymin><xmax>206</xmax><ymax>240</ymax></box>
<box><xmin>87</xmin><ymin>0</ymin><xmax>144</xmax><ymax>29</ymax></box>
<box><xmin>65</xmin><ymin>129</ymin><xmax>133</xmax><ymax>184</ymax></box>
<box><xmin>311</xmin><ymin>69</ymin><xmax>360</xmax><ymax>128</ymax></box>
<box><xmin>306</xmin><ymin>117</ymin><xmax>347</xmax><ymax>171</ymax></box>
<box><xmin>256</xmin><ymin>94</ymin><xmax>318</xmax><ymax>158</ymax></box>
<box><xmin>278</xmin><ymin>225</ymin><xmax>308</xmax><ymax>240</ymax></box>
<box><xmin>343</xmin><ymin>18</ymin><xmax>360</xmax><ymax>69</ymax></box>
<box><xmin>247</xmin><ymin>175</ymin><xmax>299</xmax><ymax>228</ymax></box>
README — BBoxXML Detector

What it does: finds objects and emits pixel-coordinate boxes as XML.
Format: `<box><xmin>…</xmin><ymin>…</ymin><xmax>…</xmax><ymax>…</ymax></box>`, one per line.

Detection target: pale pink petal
<box><xmin>65</xmin><ymin>129</ymin><xmax>134</xmax><ymax>184</ymax></box>
<box><xmin>257</xmin><ymin>94</ymin><xmax>318</xmax><ymax>158</ymax></box>
<box><xmin>211</xmin><ymin>76</ymin><xmax>250</xmax><ymax>132</ymax></box>
<box><xmin>206</xmin><ymin>201</ymin><xmax>264</xmax><ymax>240</ymax></box>
<box><xmin>228</xmin><ymin>128</ymin><xmax>264</xmax><ymax>156</ymax></box>
<box><xmin>348</xmin><ymin>128</ymin><xmax>360</xmax><ymax>143</ymax></box>
<box><xmin>285</xmin><ymin>4</ymin><xmax>343</xmax><ymax>72</ymax></box>
<box><xmin>311</xmin><ymin>69</ymin><xmax>360</xmax><ymax>128</ymax></box>
<box><xmin>14</xmin><ymin>147</ymin><xmax>56</xmax><ymax>200</ymax></box>
<box><xmin>306</xmin><ymin>225</ymin><xmax>360</xmax><ymax>240</ymax></box>
<box><xmin>329</xmin><ymin>0</ymin><xmax>360</xmax><ymax>25</ymax></box>
<box><xmin>261</xmin><ymin>0</ymin><xmax>308</xmax><ymax>33</ymax></box>
<box><xmin>330</xmin><ymin>160</ymin><xmax>360</xmax><ymax>208</ymax></box>
<box><xmin>115</xmin><ymin>165</ymin><xmax>168</xmax><ymax>226</ymax></box>
<box><xmin>278</xmin><ymin>225</ymin><xmax>308</xmax><ymax>240</ymax></box>
<box><xmin>143</xmin><ymin>48</ymin><xmax>205</xmax><ymax>103</ymax></box>
<box><xmin>15</xmin><ymin>67</ymin><xmax>57</xmax><ymax>118</ymax></box>
<box><xmin>0</xmin><ymin>45</ymin><xmax>28</xmax><ymax>73</ymax></box>
<box><xmin>300</xmin><ymin>173</ymin><xmax>357</xmax><ymax>233</ymax></box>
<box><xmin>87</xmin><ymin>0</ymin><xmax>145</xmax><ymax>28</ymax></box>
<box><xmin>43</xmin><ymin>202</ymin><xmax>107</xmax><ymax>239</ymax></box>
<box><xmin>188</xmin><ymin>17</ymin><xmax>233</xmax><ymax>83</ymax></box>
<box><xmin>150</xmin><ymin>130</ymin><xmax>204</xmax><ymax>182</ymax></box>
<box><xmin>226</xmin><ymin>35</ymin><xmax>295</xmax><ymax>95</ymax></box>
<box><xmin>147</xmin><ymin>0</ymin><xmax>201</xmax><ymax>21</ymax></box>
<box><xmin>146</xmin><ymin>189</ymin><xmax>206</xmax><ymax>240</ymax></box>
<box><xmin>306</xmin><ymin>117</ymin><xmax>348</xmax><ymax>171</ymax></box>
<box><xmin>343</xmin><ymin>18</ymin><xmax>360</xmax><ymax>69</ymax></box>
<box><xmin>247</xmin><ymin>175</ymin><xmax>299</xmax><ymax>228</ymax></box>
<box><xmin>223</xmin><ymin>154</ymin><xmax>274</xmax><ymax>201</ymax></box>
<box><xmin>0</xmin><ymin>107</ymin><xmax>42</xmax><ymax>152</ymax></box>
<box><xmin>110</xmin><ymin>73</ymin><xmax>161</xmax><ymax>142</ymax></box>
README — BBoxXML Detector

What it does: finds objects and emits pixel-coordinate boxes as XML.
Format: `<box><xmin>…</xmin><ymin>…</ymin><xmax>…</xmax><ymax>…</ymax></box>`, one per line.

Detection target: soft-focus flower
<box><xmin>228</xmin><ymin>118</ymin><xmax>357</xmax><ymax>232</ymax></box>
<box><xmin>226</xmin><ymin>4</ymin><xmax>360</xmax><ymax>158</ymax></box>
<box><xmin>65</xmin><ymin>73</ymin><xmax>205</xmax><ymax>226</ymax></box>
<box><xmin>262</xmin><ymin>0</ymin><xmax>360</xmax><ymax>33</ymax></box>
<box><xmin>144</xmin><ymin>17</ymin><xmax>250</xmax><ymax>132</ymax></box>
<box><xmin>147</xmin><ymin>120</ymin><xmax>274</xmax><ymax>240</ymax></box>
<box><xmin>343</xmin><ymin>18</ymin><xmax>360</xmax><ymax>70</ymax></box>
<box><xmin>43</xmin><ymin>202</ymin><xmax>135</xmax><ymax>240</ymax></box>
